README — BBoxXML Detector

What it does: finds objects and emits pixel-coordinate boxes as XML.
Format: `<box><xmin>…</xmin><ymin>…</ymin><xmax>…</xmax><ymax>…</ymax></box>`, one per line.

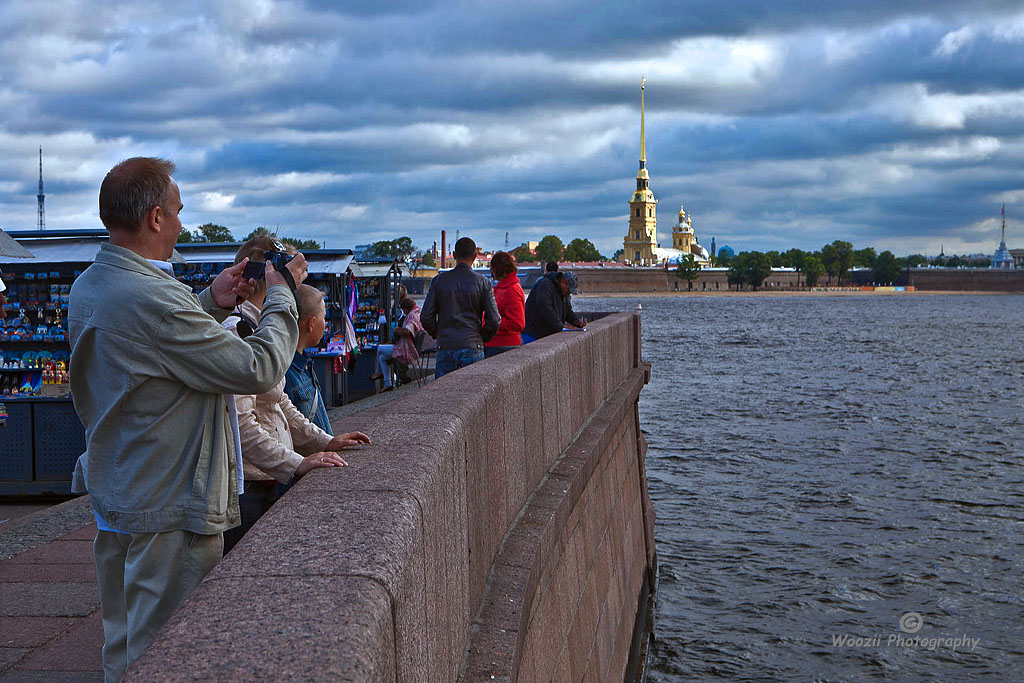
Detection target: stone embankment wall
<box><xmin>126</xmin><ymin>313</ymin><xmax>655</xmax><ymax>682</ymax></box>
<box><xmin>574</xmin><ymin>267</ymin><xmax>1024</xmax><ymax>293</ymax></box>
<box><xmin>903</xmin><ymin>268</ymin><xmax>1024</xmax><ymax>292</ymax></box>
<box><xmin>572</xmin><ymin>268</ymin><xmax>808</xmax><ymax>293</ymax></box>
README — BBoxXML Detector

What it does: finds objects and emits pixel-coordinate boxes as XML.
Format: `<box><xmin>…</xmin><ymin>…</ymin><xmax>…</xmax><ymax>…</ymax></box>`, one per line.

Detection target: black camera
<box><xmin>264</xmin><ymin>249</ymin><xmax>295</xmax><ymax>274</ymax></box>
<box><xmin>240</xmin><ymin>241</ymin><xmax>295</xmax><ymax>281</ymax></box>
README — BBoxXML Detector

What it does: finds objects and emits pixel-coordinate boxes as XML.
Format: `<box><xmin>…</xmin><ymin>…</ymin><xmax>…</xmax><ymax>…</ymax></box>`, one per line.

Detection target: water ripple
<box><xmin>577</xmin><ymin>294</ymin><xmax>1024</xmax><ymax>681</ymax></box>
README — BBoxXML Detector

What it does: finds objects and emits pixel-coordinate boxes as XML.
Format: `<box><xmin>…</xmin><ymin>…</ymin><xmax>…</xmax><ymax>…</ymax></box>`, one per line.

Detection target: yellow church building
<box><xmin>623</xmin><ymin>80</ymin><xmax>709</xmax><ymax>266</ymax></box>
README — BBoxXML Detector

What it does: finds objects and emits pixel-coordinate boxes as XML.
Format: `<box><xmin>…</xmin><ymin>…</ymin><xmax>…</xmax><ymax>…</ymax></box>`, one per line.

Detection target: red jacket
<box><xmin>485</xmin><ymin>273</ymin><xmax>526</xmax><ymax>347</ymax></box>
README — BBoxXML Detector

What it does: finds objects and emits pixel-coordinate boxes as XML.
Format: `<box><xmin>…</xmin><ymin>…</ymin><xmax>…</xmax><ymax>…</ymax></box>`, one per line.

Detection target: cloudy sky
<box><xmin>1</xmin><ymin>0</ymin><xmax>1023</xmax><ymax>257</ymax></box>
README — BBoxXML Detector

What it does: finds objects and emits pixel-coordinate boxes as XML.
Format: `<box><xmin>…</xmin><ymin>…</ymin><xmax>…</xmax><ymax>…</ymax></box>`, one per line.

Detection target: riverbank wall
<box><xmin>125</xmin><ymin>312</ymin><xmax>655</xmax><ymax>681</ymax></box>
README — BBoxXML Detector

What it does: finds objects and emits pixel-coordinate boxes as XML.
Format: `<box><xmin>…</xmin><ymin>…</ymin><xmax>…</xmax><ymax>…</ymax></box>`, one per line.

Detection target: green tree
<box><xmin>512</xmin><ymin>244</ymin><xmax>535</xmax><ymax>262</ymax></box>
<box><xmin>853</xmin><ymin>247</ymin><xmax>877</xmax><ymax>269</ymax></box>
<box><xmin>743</xmin><ymin>251</ymin><xmax>772</xmax><ymax>289</ymax></box>
<box><xmin>873</xmin><ymin>250</ymin><xmax>902</xmax><ymax>284</ymax></box>
<box><xmin>193</xmin><ymin>223</ymin><xmax>234</xmax><ymax>243</ymax></box>
<box><xmin>176</xmin><ymin>228</ymin><xmax>196</xmax><ymax>243</ymax></box>
<box><xmin>781</xmin><ymin>248</ymin><xmax>808</xmax><ymax>285</ymax></box>
<box><xmin>820</xmin><ymin>243</ymin><xmax>839</xmax><ymax>285</ymax></box>
<box><xmin>727</xmin><ymin>252</ymin><xmax>748</xmax><ymax>289</ymax></box>
<box><xmin>421</xmin><ymin>250</ymin><xmax>436</xmax><ymax>267</ymax></box>
<box><xmin>716</xmin><ymin>247</ymin><xmax>732</xmax><ymax>267</ymax></box>
<box><xmin>902</xmin><ymin>254</ymin><xmax>929</xmax><ymax>268</ymax></box>
<box><xmin>831</xmin><ymin>240</ymin><xmax>854</xmax><ymax>284</ymax></box>
<box><xmin>242</xmin><ymin>226</ymin><xmax>320</xmax><ymax>250</ymax></box>
<box><xmin>803</xmin><ymin>255</ymin><xmax>825</xmax><ymax>287</ymax></box>
<box><xmin>611</xmin><ymin>248</ymin><xmax>625</xmax><ymax>261</ymax></box>
<box><xmin>243</xmin><ymin>226</ymin><xmax>274</xmax><ymax>241</ymax></box>
<box><xmin>674</xmin><ymin>254</ymin><xmax>701</xmax><ymax>290</ymax></box>
<box><xmin>765</xmin><ymin>250</ymin><xmax>783</xmax><ymax>268</ymax></box>
<box><xmin>368</xmin><ymin>237</ymin><xmax>415</xmax><ymax>261</ymax></box>
<box><xmin>281</xmin><ymin>237</ymin><xmax>322</xmax><ymax>251</ymax></box>
<box><xmin>534</xmin><ymin>235</ymin><xmax>564</xmax><ymax>263</ymax></box>
<box><xmin>563</xmin><ymin>237</ymin><xmax>604</xmax><ymax>262</ymax></box>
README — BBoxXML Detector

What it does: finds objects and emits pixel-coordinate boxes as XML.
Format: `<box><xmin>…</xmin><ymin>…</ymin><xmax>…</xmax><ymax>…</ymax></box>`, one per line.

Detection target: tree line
<box><xmin>176</xmin><ymin>224</ymin><xmax>321</xmax><ymax>251</ymax></box>
<box><xmin>680</xmin><ymin>241</ymin><xmax>918</xmax><ymax>290</ymax></box>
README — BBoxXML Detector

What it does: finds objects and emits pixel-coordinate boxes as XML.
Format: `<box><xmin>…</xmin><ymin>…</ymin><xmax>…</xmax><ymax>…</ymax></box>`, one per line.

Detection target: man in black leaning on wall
<box><xmin>420</xmin><ymin>236</ymin><xmax>500</xmax><ymax>379</ymax></box>
<box><xmin>522</xmin><ymin>270</ymin><xmax>586</xmax><ymax>342</ymax></box>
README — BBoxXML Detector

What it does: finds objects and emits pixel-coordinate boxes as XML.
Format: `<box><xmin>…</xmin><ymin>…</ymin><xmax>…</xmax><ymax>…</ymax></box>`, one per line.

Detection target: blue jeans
<box><xmin>485</xmin><ymin>346</ymin><xmax>516</xmax><ymax>358</ymax></box>
<box><xmin>376</xmin><ymin>344</ymin><xmax>395</xmax><ymax>387</ymax></box>
<box><xmin>434</xmin><ymin>348</ymin><xmax>484</xmax><ymax>379</ymax></box>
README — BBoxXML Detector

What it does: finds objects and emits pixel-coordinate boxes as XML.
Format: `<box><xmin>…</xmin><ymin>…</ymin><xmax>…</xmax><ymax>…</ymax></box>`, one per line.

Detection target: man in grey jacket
<box><xmin>420</xmin><ymin>236</ymin><xmax>500</xmax><ymax>378</ymax></box>
<box><xmin>69</xmin><ymin>157</ymin><xmax>307</xmax><ymax>682</ymax></box>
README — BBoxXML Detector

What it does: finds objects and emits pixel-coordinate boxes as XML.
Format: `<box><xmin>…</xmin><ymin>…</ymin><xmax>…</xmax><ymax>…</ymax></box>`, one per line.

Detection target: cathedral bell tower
<box><xmin>623</xmin><ymin>78</ymin><xmax>658</xmax><ymax>265</ymax></box>
<box><xmin>672</xmin><ymin>205</ymin><xmax>694</xmax><ymax>254</ymax></box>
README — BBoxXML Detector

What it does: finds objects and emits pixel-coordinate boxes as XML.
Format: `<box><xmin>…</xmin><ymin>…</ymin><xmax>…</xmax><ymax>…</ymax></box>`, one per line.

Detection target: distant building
<box><xmin>718</xmin><ymin>245</ymin><xmax>735</xmax><ymax>259</ymax></box>
<box><xmin>622</xmin><ymin>80</ymin><xmax>708</xmax><ymax>266</ymax></box>
<box><xmin>1011</xmin><ymin>248</ymin><xmax>1024</xmax><ymax>269</ymax></box>
<box><xmin>991</xmin><ymin>205</ymin><xmax>1015</xmax><ymax>269</ymax></box>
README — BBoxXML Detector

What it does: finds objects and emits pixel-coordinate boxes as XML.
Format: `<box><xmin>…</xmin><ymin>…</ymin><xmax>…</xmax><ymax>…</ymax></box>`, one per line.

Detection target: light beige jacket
<box><xmin>69</xmin><ymin>244</ymin><xmax>297</xmax><ymax>534</ymax></box>
<box><xmin>228</xmin><ymin>301</ymin><xmax>334</xmax><ymax>483</ymax></box>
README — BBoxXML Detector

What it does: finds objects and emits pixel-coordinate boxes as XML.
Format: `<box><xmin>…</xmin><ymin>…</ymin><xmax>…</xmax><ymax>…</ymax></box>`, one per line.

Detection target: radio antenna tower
<box><xmin>37</xmin><ymin>146</ymin><xmax>46</xmax><ymax>231</ymax></box>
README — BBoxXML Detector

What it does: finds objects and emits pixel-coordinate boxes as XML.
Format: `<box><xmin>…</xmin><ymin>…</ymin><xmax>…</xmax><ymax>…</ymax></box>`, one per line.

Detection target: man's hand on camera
<box><xmin>265</xmin><ymin>252</ymin><xmax>309</xmax><ymax>289</ymax></box>
<box><xmin>327</xmin><ymin>431</ymin><xmax>371</xmax><ymax>451</ymax></box>
<box><xmin>295</xmin><ymin>451</ymin><xmax>347</xmax><ymax>477</ymax></box>
<box><xmin>211</xmin><ymin>258</ymin><xmax>258</xmax><ymax>309</ymax></box>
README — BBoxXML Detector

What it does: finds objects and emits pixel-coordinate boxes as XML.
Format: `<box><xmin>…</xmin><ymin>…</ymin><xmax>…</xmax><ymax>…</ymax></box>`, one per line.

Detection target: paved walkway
<box><xmin>0</xmin><ymin>378</ymin><xmax>422</xmax><ymax>681</ymax></box>
<box><xmin>0</xmin><ymin>496</ymin><xmax>102</xmax><ymax>682</ymax></box>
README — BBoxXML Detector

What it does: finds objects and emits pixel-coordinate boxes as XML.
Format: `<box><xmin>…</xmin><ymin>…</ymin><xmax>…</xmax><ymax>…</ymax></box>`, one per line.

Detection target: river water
<box><xmin>573</xmin><ymin>294</ymin><xmax>1023</xmax><ymax>681</ymax></box>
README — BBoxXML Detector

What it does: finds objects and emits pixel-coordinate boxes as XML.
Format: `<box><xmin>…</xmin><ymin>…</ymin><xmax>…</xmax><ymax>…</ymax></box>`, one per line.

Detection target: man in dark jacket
<box><xmin>421</xmin><ymin>237</ymin><xmax>501</xmax><ymax>378</ymax></box>
<box><xmin>523</xmin><ymin>271</ymin><xmax>586</xmax><ymax>342</ymax></box>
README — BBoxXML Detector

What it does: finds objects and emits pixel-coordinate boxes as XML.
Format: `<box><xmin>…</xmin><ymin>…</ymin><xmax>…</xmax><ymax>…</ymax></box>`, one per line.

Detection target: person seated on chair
<box><xmin>223</xmin><ymin>236</ymin><xmax>370</xmax><ymax>554</ymax></box>
<box><xmin>370</xmin><ymin>296</ymin><xmax>425</xmax><ymax>392</ymax></box>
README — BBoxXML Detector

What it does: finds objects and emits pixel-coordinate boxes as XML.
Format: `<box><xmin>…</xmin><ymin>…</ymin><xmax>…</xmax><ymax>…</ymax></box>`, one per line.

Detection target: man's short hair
<box><xmin>297</xmin><ymin>284</ymin><xmax>325</xmax><ymax>323</ymax></box>
<box><xmin>491</xmin><ymin>251</ymin><xmax>517</xmax><ymax>280</ymax></box>
<box><xmin>545</xmin><ymin>261</ymin><xmax>559</xmax><ymax>273</ymax></box>
<box><xmin>399</xmin><ymin>296</ymin><xmax>416</xmax><ymax>312</ymax></box>
<box><xmin>454</xmin><ymin>237</ymin><xmax>476</xmax><ymax>261</ymax></box>
<box><xmin>99</xmin><ymin>158</ymin><xmax>176</xmax><ymax>232</ymax></box>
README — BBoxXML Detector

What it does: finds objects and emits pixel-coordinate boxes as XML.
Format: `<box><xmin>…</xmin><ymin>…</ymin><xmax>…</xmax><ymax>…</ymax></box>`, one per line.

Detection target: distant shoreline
<box><xmin>575</xmin><ymin>289</ymin><xmax>1017</xmax><ymax>298</ymax></box>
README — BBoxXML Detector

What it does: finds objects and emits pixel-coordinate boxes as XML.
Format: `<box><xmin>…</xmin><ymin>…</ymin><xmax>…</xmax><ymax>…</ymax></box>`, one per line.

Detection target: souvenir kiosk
<box><xmin>0</xmin><ymin>230</ymin><xmax>122</xmax><ymax>495</ymax></box>
<box><xmin>344</xmin><ymin>261</ymin><xmax>405</xmax><ymax>400</ymax></box>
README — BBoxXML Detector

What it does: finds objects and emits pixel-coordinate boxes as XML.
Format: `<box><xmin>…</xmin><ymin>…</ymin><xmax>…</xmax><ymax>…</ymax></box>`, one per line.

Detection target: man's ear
<box><xmin>145</xmin><ymin>204</ymin><xmax>163</xmax><ymax>233</ymax></box>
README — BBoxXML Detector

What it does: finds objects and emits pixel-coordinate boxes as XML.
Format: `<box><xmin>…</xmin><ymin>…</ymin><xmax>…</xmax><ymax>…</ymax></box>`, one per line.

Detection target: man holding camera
<box><xmin>69</xmin><ymin>158</ymin><xmax>308</xmax><ymax>682</ymax></box>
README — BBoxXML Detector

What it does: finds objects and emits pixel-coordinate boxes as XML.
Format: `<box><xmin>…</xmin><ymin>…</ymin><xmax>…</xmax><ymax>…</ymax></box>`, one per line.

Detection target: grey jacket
<box><xmin>69</xmin><ymin>244</ymin><xmax>298</xmax><ymax>534</ymax></box>
<box><xmin>420</xmin><ymin>262</ymin><xmax>500</xmax><ymax>350</ymax></box>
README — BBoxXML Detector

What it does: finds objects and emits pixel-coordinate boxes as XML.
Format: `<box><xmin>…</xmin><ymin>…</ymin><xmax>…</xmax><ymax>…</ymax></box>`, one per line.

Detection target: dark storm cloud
<box><xmin>1</xmin><ymin>0</ymin><xmax>1023</xmax><ymax>257</ymax></box>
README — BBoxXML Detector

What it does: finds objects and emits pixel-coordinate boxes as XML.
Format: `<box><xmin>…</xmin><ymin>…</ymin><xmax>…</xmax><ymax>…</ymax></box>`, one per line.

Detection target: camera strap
<box><xmin>233</xmin><ymin>310</ymin><xmax>259</xmax><ymax>339</ymax></box>
<box><xmin>278</xmin><ymin>268</ymin><xmax>302</xmax><ymax>319</ymax></box>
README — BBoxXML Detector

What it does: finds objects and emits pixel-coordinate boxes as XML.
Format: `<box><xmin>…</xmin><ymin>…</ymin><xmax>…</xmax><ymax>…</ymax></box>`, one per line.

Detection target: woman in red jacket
<box><xmin>485</xmin><ymin>251</ymin><xmax>526</xmax><ymax>358</ymax></box>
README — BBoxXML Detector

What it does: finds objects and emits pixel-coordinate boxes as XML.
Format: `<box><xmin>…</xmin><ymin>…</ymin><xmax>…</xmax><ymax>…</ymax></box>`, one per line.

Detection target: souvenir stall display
<box><xmin>0</xmin><ymin>233</ymin><xmax>97</xmax><ymax>496</ymax></box>
<box><xmin>342</xmin><ymin>262</ymin><xmax>403</xmax><ymax>400</ymax></box>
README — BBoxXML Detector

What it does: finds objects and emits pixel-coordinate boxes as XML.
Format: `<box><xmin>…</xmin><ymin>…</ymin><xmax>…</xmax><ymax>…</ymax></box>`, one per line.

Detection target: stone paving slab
<box><xmin>0</xmin><ymin>563</ymin><xmax>95</xmax><ymax>584</ymax></box>
<box><xmin>0</xmin><ymin>672</ymin><xmax>102</xmax><ymax>682</ymax></box>
<box><xmin>0</xmin><ymin>498</ymin><xmax>94</xmax><ymax>563</ymax></box>
<box><xmin>5</xmin><ymin>542</ymin><xmax>95</xmax><ymax>565</ymax></box>
<box><xmin>0</xmin><ymin>617</ymin><xmax>78</xmax><ymax>648</ymax></box>
<box><xmin>0</xmin><ymin>583</ymin><xmax>98</xmax><ymax>618</ymax></box>
<box><xmin>12</xmin><ymin>610</ymin><xmax>103</xmax><ymax>673</ymax></box>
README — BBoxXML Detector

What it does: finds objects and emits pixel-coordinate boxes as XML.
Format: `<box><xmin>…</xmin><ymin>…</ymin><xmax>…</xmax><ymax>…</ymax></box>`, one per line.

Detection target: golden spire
<box><xmin>640</xmin><ymin>77</ymin><xmax>646</xmax><ymax>163</ymax></box>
